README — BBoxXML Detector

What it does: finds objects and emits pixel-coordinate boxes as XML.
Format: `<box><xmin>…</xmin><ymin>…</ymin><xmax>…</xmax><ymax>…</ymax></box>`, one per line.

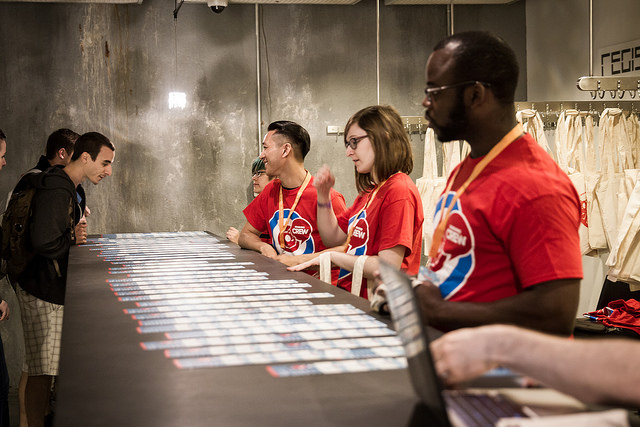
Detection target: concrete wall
<box><xmin>526</xmin><ymin>0</ymin><xmax>640</xmax><ymax>101</ymax></box>
<box><xmin>0</xmin><ymin>0</ymin><xmax>526</xmax><ymax>237</ymax></box>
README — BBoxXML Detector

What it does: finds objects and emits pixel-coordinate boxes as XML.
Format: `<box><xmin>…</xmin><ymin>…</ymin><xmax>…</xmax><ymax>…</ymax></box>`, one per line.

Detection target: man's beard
<box><xmin>430</xmin><ymin>91</ymin><xmax>469</xmax><ymax>143</ymax></box>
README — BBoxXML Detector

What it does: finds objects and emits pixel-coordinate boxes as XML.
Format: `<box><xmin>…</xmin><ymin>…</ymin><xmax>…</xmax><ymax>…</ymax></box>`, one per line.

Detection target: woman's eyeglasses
<box><xmin>345</xmin><ymin>135</ymin><xmax>368</xmax><ymax>150</ymax></box>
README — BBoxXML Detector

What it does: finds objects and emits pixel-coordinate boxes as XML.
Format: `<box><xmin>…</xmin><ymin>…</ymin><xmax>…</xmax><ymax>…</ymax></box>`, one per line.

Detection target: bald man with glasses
<box><xmin>414</xmin><ymin>31</ymin><xmax>582</xmax><ymax>336</ymax></box>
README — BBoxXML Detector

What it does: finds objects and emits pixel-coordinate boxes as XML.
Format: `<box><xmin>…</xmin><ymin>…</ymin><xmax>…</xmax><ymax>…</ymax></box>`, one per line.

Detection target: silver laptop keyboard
<box><xmin>445</xmin><ymin>391</ymin><xmax>527</xmax><ymax>426</ymax></box>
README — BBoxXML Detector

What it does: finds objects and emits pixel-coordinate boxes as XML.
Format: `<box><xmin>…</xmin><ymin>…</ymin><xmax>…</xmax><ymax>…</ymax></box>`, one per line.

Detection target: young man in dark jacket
<box><xmin>15</xmin><ymin>131</ymin><xmax>114</xmax><ymax>427</ymax></box>
<box><xmin>12</xmin><ymin>128</ymin><xmax>86</xmax><ymax>427</ymax></box>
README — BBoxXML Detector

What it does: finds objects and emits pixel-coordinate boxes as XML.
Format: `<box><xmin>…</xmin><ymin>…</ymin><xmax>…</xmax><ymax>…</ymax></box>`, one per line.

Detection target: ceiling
<box><xmin>386</xmin><ymin>0</ymin><xmax>515</xmax><ymax>4</ymax></box>
<box><xmin>0</xmin><ymin>0</ymin><xmax>516</xmax><ymax>5</ymax></box>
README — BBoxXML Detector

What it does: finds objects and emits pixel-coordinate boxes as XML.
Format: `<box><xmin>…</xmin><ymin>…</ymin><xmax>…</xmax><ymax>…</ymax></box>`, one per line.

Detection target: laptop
<box><xmin>377</xmin><ymin>261</ymin><xmax>530</xmax><ymax>427</ymax></box>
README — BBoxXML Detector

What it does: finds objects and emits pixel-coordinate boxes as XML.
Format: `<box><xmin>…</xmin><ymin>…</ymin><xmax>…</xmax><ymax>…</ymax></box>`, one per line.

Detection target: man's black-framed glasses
<box><xmin>424</xmin><ymin>80</ymin><xmax>492</xmax><ymax>102</ymax></box>
<box><xmin>345</xmin><ymin>134</ymin><xmax>368</xmax><ymax>150</ymax></box>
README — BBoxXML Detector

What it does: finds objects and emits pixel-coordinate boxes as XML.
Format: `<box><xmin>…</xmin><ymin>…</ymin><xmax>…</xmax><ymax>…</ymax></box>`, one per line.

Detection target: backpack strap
<box><xmin>25</xmin><ymin>168</ymin><xmax>41</xmax><ymax>175</ymax></box>
<box><xmin>36</xmin><ymin>170</ymin><xmax>82</xmax><ymax>233</ymax></box>
<box><xmin>4</xmin><ymin>168</ymin><xmax>43</xmax><ymax>213</ymax></box>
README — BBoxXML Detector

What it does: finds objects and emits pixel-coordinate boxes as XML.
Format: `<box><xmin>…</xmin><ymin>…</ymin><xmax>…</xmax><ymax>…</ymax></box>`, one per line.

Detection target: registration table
<box><xmin>54</xmin><ymin>231</ymin><xmax>422</xmax><ymax>426</ymax></box>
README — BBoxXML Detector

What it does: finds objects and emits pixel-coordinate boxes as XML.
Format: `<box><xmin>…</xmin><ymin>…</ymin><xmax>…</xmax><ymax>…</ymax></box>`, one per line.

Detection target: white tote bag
<box><xmin>605</xmin><ymin>110</ymin><xmax>640</xmax><ymax>286</ymax></box>
<box><xmin>416</xmin><ymin>128</ymin><xmax>447</xmax><ymax>255</ymax></box>
<box><xmin>441</xmin><ymin>139</ymin><xmax>463</xmax><ymax>179</ymax></box>
<box><xmin>556</xmin><ymin>110</ymin><xmax>592</xmax><ymax>254</ymax></box>
<box><xmin>628</xmin><ymin>112</ymin><xmax>640</xmax><ymax>168</ymax></box>
<box><xmin>516</xmin><ymin>108</ymin><xmax>554</xmax><ymax>160</ymax></box>
<box><xmin>606</xmin><ymin>179</ymin><xmax>640</xmax><ymax>288</ymax></box>
<box><xmin>416</xmin><ymin>129</ymin><xmax>468</xmax><ymax>256</ymax></box>
<box><xmin>594</xmin><ymin>108</ymin><xmax>629</xmax><ymax>251</ymax></box>
<box><xmin>580</xmin><ymin>113</ymin><xmax>609</xmax><ymax>250</ymax></box>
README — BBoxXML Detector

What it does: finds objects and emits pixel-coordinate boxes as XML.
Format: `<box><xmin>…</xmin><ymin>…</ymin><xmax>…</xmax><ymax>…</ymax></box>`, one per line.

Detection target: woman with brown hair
<box><xmin>290</xmin><ymin>105</ymin><xmax>423</xmax><ymax>300</ymax></box>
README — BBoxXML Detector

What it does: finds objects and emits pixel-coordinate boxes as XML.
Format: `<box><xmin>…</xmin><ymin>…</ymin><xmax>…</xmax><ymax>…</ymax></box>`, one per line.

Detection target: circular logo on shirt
<box><xmin>269</xmin><ymin>209</ymin><xmax>315</xmax><ymax>255</ymax></box>
<box><xmin>430</xmin><ymin>211</ymin><xmax>472</xmax><ymax>270</ymax></box>
<box><xmin>430</xmin><ymin>193</ymin><xmax>475</xmax><ymax>299</ymax></box>
<box><xmin>348</xmin><ymin>217</ymin><xmax>369</xmax><ymax>252</ymax></box>
<box><xmin>282</xmin><ymin>217</ymin><xmax>312</xmax><ymax>252</ymax></box>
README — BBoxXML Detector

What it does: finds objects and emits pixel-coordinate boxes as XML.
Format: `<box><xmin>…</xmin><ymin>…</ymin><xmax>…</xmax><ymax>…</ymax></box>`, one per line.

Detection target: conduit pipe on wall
<box><xmin>589</xmin><ymin>0</ymin><xmax>593</xmax><ymax>76</ymax></box>
<box><xmin>256</xmin><ymin>4</ymin><xmax>262</xmax><ymax>152</ymax></box>
<box><xmin>376</xmin><ymin>0</ymin><xmax>380</xmax><ymax>104</ymax></box>
<box><xmin>448</xmin><ymin>0</ymin><xmax>454</xmax><ymax>35</ymax></box>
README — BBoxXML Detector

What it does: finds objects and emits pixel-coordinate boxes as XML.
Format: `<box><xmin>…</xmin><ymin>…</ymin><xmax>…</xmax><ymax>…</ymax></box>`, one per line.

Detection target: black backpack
<box><xmin>1</xmin><ymin>170</ymin><xmax>75</xmax><ymax>283</ymax></box>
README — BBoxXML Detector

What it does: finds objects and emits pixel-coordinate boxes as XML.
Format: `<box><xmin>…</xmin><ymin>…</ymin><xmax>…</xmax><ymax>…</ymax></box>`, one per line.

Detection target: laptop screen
<box><xmin>378</xmin><ymin>261</ymin><xmax>451</xmax><ymax>427</ymax></box>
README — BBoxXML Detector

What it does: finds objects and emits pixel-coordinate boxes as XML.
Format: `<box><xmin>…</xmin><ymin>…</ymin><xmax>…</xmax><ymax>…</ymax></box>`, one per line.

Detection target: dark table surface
<box><xmin>54</xmin><ymin>232</ymin><xmax>422</xmax><ymax>427</ymax></box>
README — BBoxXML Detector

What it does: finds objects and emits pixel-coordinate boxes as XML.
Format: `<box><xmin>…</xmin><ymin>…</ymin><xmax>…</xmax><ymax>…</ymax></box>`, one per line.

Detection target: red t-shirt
<box><xmin>336</xmin><ymin>173</ymin><xmax>424</xmax><ymax>299</ymax></box>
<box><xmin>243</xmin><ymin>176</ymin><xmax>347</xmax><ymax>255</ymax></box>
<box><xmin>429</xmin><ymin>133</ymin><xmax>583</xmax><ymax>302</ymax></box>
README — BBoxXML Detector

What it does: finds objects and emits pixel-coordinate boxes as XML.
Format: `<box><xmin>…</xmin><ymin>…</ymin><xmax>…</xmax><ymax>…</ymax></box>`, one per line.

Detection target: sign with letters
<box><xmin>598</xmin><ymin>38</ymin><xmax>640</xmax><ymax>76</ymax></box>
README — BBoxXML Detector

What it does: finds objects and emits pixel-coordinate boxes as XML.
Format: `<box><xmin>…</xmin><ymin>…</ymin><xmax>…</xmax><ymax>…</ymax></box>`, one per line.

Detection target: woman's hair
<box><xmin>251</xmin><ymin>157</ymin><xmax>266</xmax><ymax>175</ymax></box>
<box><xmin>344</xmin><ymin>105</ymin><xmax>413</xmax><ymax>193</ymax></box>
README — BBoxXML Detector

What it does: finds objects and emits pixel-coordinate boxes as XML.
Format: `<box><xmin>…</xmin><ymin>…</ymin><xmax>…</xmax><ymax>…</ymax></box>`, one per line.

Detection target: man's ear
<box><xmin>58</xmin><ymin>148</ymin><xmax>66</xmax><ymax>160</ymax></box>
<box><xmin>282</xmin><ymin>143</ymin><xmax>291</xmax><ymax>157</ymax></box>
<box><xmin>467</xmin><ymin>82</ymin><xmax>489</xmax><ymax>108</ymax></box>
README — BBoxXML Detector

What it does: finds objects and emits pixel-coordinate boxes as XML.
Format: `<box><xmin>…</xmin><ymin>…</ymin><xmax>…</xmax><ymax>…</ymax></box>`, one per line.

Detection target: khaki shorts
<box><xmin>16</xmin><ymin>286</ymin><xmax>64</xmax><ymax>376</ymax></box>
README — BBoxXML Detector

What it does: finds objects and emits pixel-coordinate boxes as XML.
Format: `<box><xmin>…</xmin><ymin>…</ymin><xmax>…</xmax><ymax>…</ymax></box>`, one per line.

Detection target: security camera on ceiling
<box><xmin>207</xmin><ymin>0</ymin><xmax>227</xmax><ymax>13</ymax></box>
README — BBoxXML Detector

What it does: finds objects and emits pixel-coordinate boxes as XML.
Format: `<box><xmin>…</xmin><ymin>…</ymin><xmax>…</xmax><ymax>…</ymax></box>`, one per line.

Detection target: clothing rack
<box><xmin>326</xmin><ymin>117</ymin><xmax>429</xmax><ymax>136</ymax></box>
<box><xmin>515</xmin><ymin>101</ymin><xmax>640</xmax><ymax>130</ymax></box>
<box><xmin>577</xmin><ymin>76</ymin><xmax>640</xmax><ymax>100</ymax></box>
<box><xmin>401</xmin><ymin>116</ymin><xmax>428</xmax><ymax>135</ymax></box>
<box><xmin>326</xmin><ymin>102</ymin><xmax>640</xmax><ymax>136</ymax></box>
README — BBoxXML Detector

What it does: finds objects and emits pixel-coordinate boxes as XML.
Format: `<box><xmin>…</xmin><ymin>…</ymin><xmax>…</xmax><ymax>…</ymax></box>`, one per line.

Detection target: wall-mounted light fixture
<box><xmin>168</xmin><ymin>92</ymin><xmax>187</xmax><ymax>110</ymax></box>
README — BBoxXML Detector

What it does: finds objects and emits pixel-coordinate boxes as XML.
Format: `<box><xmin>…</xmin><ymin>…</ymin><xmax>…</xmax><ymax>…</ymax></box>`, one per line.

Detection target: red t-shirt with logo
<box><xmin>243</xmin><ymin>176</ymin><xmax>347</xmax><ymax>255</ymax></box>
<box><xmin>336</xmin><ymin>173</ymin><xmax>424</xmax><ymax>299</ymax></box>
<box><xmin>429</xmin><ymin>133</ymin><xmax>583</xmax><ymax>302</ymax></box>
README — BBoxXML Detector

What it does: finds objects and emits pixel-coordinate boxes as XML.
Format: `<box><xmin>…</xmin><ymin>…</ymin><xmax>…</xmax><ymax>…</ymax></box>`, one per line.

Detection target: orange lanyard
<box><xmin>428</xmin><ymin>124</ymin><xmax>524</xmax><ymax>259</ymax></box>
<box><xmin>278</xmin><ymin>171</ymin><xmax>312</xmax><ymax>248</ymax></box>
<box><xmin>344</xmin><ymin>173</ymin><xmax>398</xmax><ymax>251</ymax></box>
